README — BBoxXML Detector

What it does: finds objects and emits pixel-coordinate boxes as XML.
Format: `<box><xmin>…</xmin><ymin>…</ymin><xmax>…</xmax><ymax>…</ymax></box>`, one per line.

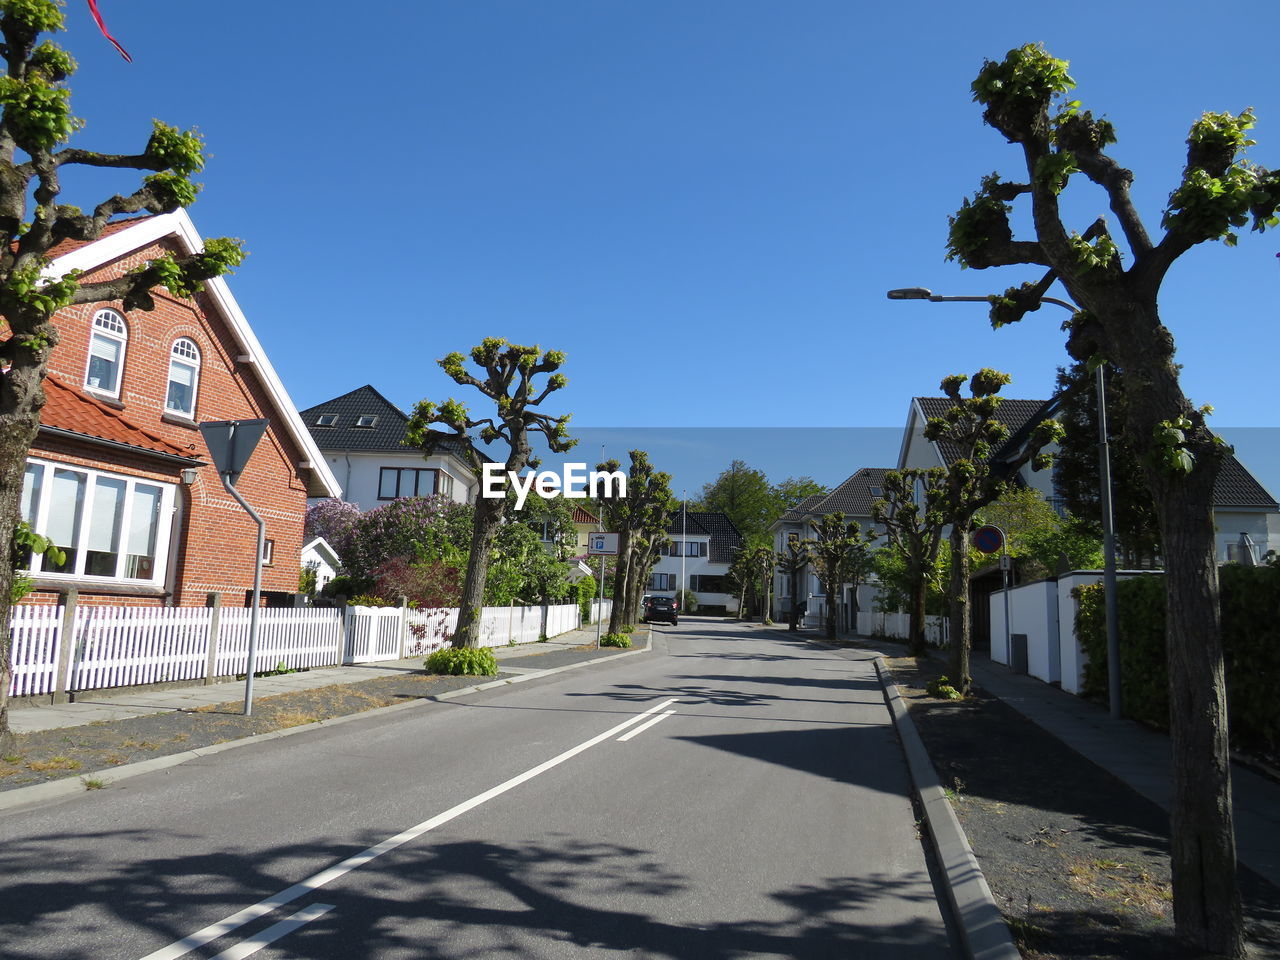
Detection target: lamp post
<box><xmin>886</xmin><ymin>287</ymin><xmax>1122</xmax><ymax>719</ymax></box>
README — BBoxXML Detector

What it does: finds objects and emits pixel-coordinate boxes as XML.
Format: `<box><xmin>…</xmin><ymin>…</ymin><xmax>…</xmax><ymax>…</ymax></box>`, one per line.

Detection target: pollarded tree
<box><xmin>776</xmin><ymin>537</ymin><xmax>809</xmax><ymax>631</ymax></box>
<box><xmin>406</xmin><ymin>339</ymin><xmax>574</xmax><ymax>648</ymax></box>
<box><xmin>805</xmin><ymin>513</ymin><xmax>878</xmax><ymax>640</ymax></box>
<box><xmin>925</xmin><ymin>370</ymin><xmax>1063</xmax><ymax>694</ymax></box>
<box><xmin>946</xmin><ymin>43</ymin><xmax>1280</xmax><ymax>956</ymax></box>
<box><xmin>871</xmin><ymin>469</ymin><xmax>948</xmax><ymax>656</ymax></box>
<box><xmin>593</xmin><ymin>450</ymin><xmax>675</xmax><ymax>632</ymax></box>
<box><xmin>0</xmin><ymin>3</ymin><xmax>245</xmax><ymax>748</ymax></box>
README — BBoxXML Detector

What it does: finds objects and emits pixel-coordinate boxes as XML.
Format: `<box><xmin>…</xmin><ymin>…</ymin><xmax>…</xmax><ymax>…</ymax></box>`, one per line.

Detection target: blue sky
<box><xmin>56</xmin><ymin>1</ymin><xmax>1280</xmax><ymax>495</ymax></box>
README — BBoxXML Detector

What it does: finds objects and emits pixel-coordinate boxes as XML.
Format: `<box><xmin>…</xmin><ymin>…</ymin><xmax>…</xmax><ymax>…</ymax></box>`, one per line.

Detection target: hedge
<box><xmin>1075</xmin><ymin>564</ymin><xmax>1280</xmax><ymax>754</ymax></box>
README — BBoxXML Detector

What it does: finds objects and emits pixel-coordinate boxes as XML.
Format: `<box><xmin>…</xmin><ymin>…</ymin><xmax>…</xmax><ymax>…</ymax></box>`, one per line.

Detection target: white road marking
<box><xmin>137</xmin><ymin>697</ymin><xmax>680</xmax><ymax>960</ymax></box>
<box><xmin>207</xmin><ymin>904</ymin><xmax>334</xmax><ymax>960</ymax></box>
<box><xmin>616</xmin><ymin>709</ymin><xmax>676</xmax><ymax>742</ymax></box>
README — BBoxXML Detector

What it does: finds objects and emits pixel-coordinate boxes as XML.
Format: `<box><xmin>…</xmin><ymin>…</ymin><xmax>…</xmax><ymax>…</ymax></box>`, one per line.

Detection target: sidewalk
<box><xmin>791</xmin><ymin>626</ymin><xmax>1280</xmax><ymax>892</ymax></box>
<box><xmin>7</xmin><ymin>626</ymin><xmax>617</xmax><ymax>735</ymax></box>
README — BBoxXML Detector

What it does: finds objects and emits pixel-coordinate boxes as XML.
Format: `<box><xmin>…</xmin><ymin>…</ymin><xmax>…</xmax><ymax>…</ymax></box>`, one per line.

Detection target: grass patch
<box><xmin>81</xmin><ymin>776</ymin><xmax>108</xmax><ymax>790</ymax></box>
<box><xmin>1064</xmin><ymin>856</ymin><xmax>1172</xmax><ymax>917</ymax></box>
<box><xmin>269</xmin><ymin>710</ymin><xmax>322</xmax><ymax>729</ymax></box>
<box><xmin>28</xmin><ymin>755</ymin><xmax>81</xmax><ymax>772</ymax></box>
<box><xmin>600</xmin><ymin>633</ymin><xmax>632</xmax><ymax>648</ymax></box>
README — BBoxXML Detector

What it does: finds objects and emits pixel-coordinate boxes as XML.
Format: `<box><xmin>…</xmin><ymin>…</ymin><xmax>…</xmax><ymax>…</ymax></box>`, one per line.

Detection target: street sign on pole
<box><xmin>972</xmin><ymin>524</ymin><xmax>1005</xmax><ymax>555</ymax></box>
<box><xmin>198</xmin><ymin>419</ymin><xmax>269</xmax><ymax>716</ymax></box>
<box><xmin>587</xmin><ymin>532</ymin><xmax>619</xmax><ymax>556</ymax></box>
<box><xmin>199</xmin><ymin>419</ymin><xmax>268</xmax><ymax>486</ymax></box>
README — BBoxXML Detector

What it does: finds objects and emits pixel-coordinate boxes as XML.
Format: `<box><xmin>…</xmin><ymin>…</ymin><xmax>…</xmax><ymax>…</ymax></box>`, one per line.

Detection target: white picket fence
<box><xmin>9</xmin><ymin>597</ymin><xmax>611</xmax><ymax>698</ymax></box>
<box><xmin>856</xmin><ymin>610</ymin><xmax>950</xmax><ymax>647</ymax></box>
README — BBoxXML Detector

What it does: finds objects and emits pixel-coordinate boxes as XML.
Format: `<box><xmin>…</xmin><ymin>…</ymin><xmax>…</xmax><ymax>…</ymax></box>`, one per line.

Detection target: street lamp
<box><xmin>886</xmin><ymin>287</ymin><xmax>1123</xmax><ymax>719</ymax></box>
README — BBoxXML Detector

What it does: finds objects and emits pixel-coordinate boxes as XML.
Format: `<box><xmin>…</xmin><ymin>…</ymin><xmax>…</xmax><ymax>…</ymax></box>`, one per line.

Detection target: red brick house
<box><xmin>18</xmin><ymin>211</ymin><xmax>340</xmax><ymax>607</ymax></box>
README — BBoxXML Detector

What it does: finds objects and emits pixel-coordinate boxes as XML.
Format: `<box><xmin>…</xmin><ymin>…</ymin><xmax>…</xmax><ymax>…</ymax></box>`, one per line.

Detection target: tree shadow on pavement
<box><xmin>0</xmin><ymin>829</ymin><xmax>956</xmax><ymax>959</ymax></box>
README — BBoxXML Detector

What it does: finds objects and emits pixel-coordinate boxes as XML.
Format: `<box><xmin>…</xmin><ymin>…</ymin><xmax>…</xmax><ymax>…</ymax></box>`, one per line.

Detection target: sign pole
<box><xmin>198</xmin><ymin>419</ymin><xmax>269</xmax><ymax>716</ymax></box>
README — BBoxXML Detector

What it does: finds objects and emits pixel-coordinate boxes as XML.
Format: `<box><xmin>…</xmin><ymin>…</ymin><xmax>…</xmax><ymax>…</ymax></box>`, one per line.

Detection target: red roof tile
<box><xmin>572</xmin><ymin>505</ymin><xmax>599</xmax><ymax>524</ymax></box>
<box><xmin>39</xmin><ymin>375</ymin><xmax>195</xmax><ymax>460</ymax></box>
<box><xmin>42</xmin><ymin>216</ymin><xmax>155</xmax><ymax>261</ymax></box>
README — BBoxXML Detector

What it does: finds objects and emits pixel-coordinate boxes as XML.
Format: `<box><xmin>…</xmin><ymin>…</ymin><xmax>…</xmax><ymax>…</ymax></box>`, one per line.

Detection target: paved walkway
<box><xmin>799</xmin><ymin>625</ymin><xmax>1280</xmax><ymax>892</ymax></box>
<box><xmin>8</xmin><ymin>626</ymin><xmax>613</xmax><ymax>735</ymax></box>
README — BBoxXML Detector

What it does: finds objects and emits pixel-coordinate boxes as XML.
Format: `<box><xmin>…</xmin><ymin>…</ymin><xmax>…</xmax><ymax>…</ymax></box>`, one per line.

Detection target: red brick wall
<box><xmin>30</xmin><ymin>236</ymin><xmax>310</xmax><ymax>607</ymax></box>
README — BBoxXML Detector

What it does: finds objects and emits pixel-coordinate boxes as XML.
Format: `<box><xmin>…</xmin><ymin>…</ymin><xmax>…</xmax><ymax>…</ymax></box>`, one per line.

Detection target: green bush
<box><xmin>926</xmin><ymin>676</ymin><xmax>963</xmax><ymax>700</ymax></box>
<box><xmin>577</xmin><ymin>574</ymin><xmax>597</xmax><ymax>624</ymax></box>
<box><xmin>600</xmin><ymin>633</ymin><xmax>632</xmax><ymax>648</ymax></box>
<box><xmin>425</xmin><ymin>647</ymin><xmax>499</xmax><ymax>676</ymax></box>
<box><xmin>1076</xmin><ymin>565</ymin><xmax>1280</xmax><ymax>753</ymax></box>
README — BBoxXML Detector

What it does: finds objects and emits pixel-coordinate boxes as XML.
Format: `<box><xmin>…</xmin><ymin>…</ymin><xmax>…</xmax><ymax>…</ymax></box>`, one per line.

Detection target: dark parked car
<box><xmin>643</xmin><ymin>595</ymin><xmax>679</xmax><ymax>625</ymax></box>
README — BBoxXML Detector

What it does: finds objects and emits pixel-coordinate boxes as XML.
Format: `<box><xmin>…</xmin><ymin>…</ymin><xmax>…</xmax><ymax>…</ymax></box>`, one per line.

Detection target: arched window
<box><xmin>86</xmin><ymin>309</ymin><xmax>128</xmax><ymax>397</ymax></box>
<box><xmin>165</xmin><ymin>337</ymin><xmax>201</xmax><ymax>418</ymax></box>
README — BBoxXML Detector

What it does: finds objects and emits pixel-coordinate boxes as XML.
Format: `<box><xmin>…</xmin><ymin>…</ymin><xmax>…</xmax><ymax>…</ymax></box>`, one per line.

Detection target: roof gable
<box><xmin>301</xmin><ymin>384</ymin><xmax>485</xmax><ymax>464</ymax></box>
<box><xmin>47</xmin><ymin>211</ymin><xmax>341</xmax><ymax>498</ymax></box>
<box><xmin>915</xmin><ymin>397</ymin><xmax>1049</xmax><ymax>467</ymax></box>
<box><xmin>807</xmin><ymin>467</ymin><xmax>893</xmax><ymax>520</ymax></box>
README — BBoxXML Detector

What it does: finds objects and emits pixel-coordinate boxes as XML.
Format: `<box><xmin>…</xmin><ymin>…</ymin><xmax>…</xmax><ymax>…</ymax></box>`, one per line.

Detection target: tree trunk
<box><xmin>788</xmin><ymin>568</ymin><xmax>800</xmax><ymax>631</ymax></box>
<box><xmin>1159</xmin><ymin>476</ymin><xmax>1244</xmax><ymax>958</ymax></box>
<box><xmin>607</xmin><ymin>529</ymin><xmax>633</xmax><ymax>634</ymax></box>
<box><xmin>907</xmin><ymin>567</ymin><xmax>928</xmax><ymax>657</ymax></box>
<box><xmin>0</xmin><ymin>365</ymin><xmax>49</xmax><ymax>752</ymax></box>
<box><xmin>452</xmin><ymin>495</ymin><xmax>505</xmax><ymax>648</ymax></box>
<box><xmin>825</xmin><ymin>578</ymin><xmax>837</xmax><ymax>640</ymax></box>
<box><xmin>948</xmin><ymin>522</ymin><xmax>972</xmax><ymax>691</ymax></box>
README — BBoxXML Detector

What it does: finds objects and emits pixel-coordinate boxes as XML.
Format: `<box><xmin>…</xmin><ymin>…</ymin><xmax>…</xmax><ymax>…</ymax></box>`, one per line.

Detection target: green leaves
<box><xmin>971</xmin><ymin>43</ymin><xmax>1074</xmax><ymax>109</ymax></box>
<box><xmin>1068</xmin><ymin>231</ymin><xmax>1119</xmax><ymax>272</ymax></box>
<box><xmin>946</xmin><ymin>182</ymin><xmax>1012</xmax><ymax>267</ymax></box>
<box><xmin>0</xmin><ymin>73</ymin><xmax>79</xmax><ymax>150</ymax></box>
<box><xmin>1153</xmin><ymin>416</ymin><xmax>1196</xmax><ymax>475</ymax></box>
<box><xmin>1</xmin><ymin>0</ymin><xmax>66</xmax><ymax>34</ymax></box>
<box><xmin>144</xmin><ymin>172</ymin><xmax>200</xmax><ymax>210</ymax></box>
<box><xmin>146</xmin><ymin>121</ymin><xmax>206</xmax><ymax>177</ymax></box>
<box><xmin>4</xmin><ymin>264</ymin><xmax>77</xmax><ymax>313</ymax></box>
<box><xmin>1034</xmin><ymin>150</ymin><xmax>1078</xmax><ymax>195</ymax></box>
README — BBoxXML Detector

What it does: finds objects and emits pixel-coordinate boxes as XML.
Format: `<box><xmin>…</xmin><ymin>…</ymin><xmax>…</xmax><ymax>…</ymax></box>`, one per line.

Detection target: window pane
<box><xmin>20</xmin><ymin>463</ymin><xmax>42</xmax><ymax>524</ymax></box>
<box><xmin>86</xmin><ymin>476</ymin><xmax>126</xmax><ymax>576</ymax></box>
<box><xmin>379</xmin><ymin>468</ymin><xmax>399</xmax><ymax>499</ymax></box>
<box><xmin>166</xmin><ymin>360</ymin><xmax>196</xmax><ymax>415</ymax></box>
<box><xmin>87</xmin><ymin>334</ymin><xmax>120</xmax><ymax>392</ymax></box>
<box><xmin>125</xmin><ymin>484</ymin><xmax>162</xmax><ymax>579</ymax></box>
<box><xmin>47</xmin><ymin>469</ymin><xmax>86</xmax><ymax>573</ymax></box>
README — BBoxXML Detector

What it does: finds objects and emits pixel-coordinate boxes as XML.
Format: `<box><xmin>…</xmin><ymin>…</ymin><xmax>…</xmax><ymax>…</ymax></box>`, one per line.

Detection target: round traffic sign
<box><xmin>972</xmin><ymin>524</ymin><xmax>1005</xmax><ymax>554</ymax></box>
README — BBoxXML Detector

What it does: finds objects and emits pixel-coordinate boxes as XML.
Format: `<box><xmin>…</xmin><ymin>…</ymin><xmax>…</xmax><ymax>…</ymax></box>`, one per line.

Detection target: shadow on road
<box><xmin>0</xmin><ymin>828</ymin><xmax>952</xmax><ymax>959</ymax></box>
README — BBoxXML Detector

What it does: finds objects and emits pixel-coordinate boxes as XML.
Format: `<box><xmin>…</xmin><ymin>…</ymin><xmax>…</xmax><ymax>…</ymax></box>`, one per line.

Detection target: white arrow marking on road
<box><xmin>207</xmin><ymin>903</ymin><xmax>334</xmax><ymax>960</ymax></box>
<box><xmin>138</xmin><ymin>697</ymin><xmax>680</xmax><ymax>960</ymax></box>
<box><xmin>616</xmin><ymin>709</ymin><xmax>675</xmax><ymax>742</ymax></box>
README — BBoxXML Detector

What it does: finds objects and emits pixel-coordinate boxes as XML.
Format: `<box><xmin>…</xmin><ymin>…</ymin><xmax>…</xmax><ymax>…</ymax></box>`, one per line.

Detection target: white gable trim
<box><xmin>47</xmin><ymin>211</ymin><xmax>341</xmax><ymax>498</ymax></box>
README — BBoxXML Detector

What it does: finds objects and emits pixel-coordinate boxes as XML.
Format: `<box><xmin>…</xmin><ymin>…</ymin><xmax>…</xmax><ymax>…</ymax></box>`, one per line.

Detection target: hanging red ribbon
<box><xmin>86</xmin><ymin>0</ymin><xmax>132</xmax><ymax>63</ymax></box>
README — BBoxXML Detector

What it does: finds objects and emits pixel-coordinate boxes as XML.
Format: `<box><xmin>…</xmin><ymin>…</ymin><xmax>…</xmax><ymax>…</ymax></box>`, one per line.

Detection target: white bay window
<box><xmin>21</xmin><ymin>459</ymin><xmax>174</xmax><ymax>584</ymax></box>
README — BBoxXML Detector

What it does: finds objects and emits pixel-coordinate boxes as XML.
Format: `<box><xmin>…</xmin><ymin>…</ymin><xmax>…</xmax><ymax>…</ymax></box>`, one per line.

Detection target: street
<box><xmin>0</xmin><ymin>619</ymin><xmax>956</xmax><ymax>959</ymax></box>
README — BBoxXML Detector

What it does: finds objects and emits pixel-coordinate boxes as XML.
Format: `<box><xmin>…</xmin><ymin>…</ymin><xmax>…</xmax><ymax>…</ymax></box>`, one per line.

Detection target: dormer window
<box><xmin>86</xmin><ymin>309</ymin><xmax>127</xmax><ymax>398</ymax></box>
<box><xmin>354</xmin><ymin>415</ymin><xmax>377</xmax><ymax>428</ymax></box>
<box><xmin>165</xmin><ymin>338</ymin><xmax>200</xmax><ymax>418</ymax></box>
<box><xmin>315</xmin><ymin>415</ymin><xmax>337</xmax><ymax>427</ymax></box>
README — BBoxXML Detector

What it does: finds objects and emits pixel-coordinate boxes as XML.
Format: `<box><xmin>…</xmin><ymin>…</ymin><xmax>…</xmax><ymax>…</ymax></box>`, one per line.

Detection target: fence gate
<box><xmin>343</xmin><ymin>606</ymin><xmax>403</xmax><ymax>663</ymax></box>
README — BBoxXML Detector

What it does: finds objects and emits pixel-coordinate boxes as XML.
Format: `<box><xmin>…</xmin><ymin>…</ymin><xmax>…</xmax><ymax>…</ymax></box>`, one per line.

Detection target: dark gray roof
<box><xmin>664</xmin><ymin>513</ymin><xmax>711</xmax><ymax>538</ymax></box>
<box><xmin>1214</xmin><ymin>456</ymin><xmax>1279</xmax><ymax>510</ymax></box>
<box><xmin>922</xmin><ymin>394</ymin><xmax>1276</xmax><ymax>512</ymax></box>
<box><xmin>666</xmin><ymin>510</ymin><xmax>743</xmax><ymax>564</ymax></box>
<box><xmin>779</xmin><ymin>493</ymin><xmax>827</xmax><ymax>523</ymax></box>
<box><xmin>916</xmin><ymin>397</ymin><xmax>1049</xmax><ymax>467</ymax></box>
<box><xmin>808</xmin><ymin>467</ymin><xmax>893</xmax><ymax>520</ymax></box>
<box><xmin>301</xmin><ymin>385</ymin><xmax>483</xmax><ymax>462</ymax></box>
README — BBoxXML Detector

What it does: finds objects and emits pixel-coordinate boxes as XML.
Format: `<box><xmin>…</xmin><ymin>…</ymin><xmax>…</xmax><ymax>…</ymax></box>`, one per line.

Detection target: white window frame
<box><xmin>85</xmin><ymin>308</ymin><xmax>128</xmax><ymax>399</ymax></box>
<box><xmin>261</xmin><ymin>538</ymin><xmax>275</xmax><ymax>566</ymax></box>
<box><xmin>20</xmin><ymin>457</ymin><xmax>175</xmax><ymax>585</ymax></box>
<box><xmin>164</xmin><ymin>337</ymin><xmax>201</xmax><ymax>418</ymax></box>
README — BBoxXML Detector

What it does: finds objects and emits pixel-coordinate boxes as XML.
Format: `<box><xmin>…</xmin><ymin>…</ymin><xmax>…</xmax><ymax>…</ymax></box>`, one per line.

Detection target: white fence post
<box><xmin>51</xmin><ymin>589</ymin><xmax>77</xmax><ymax>704</ymax></box>
<box><xmin>205</xmin><ymin>592</ymin><xmax>222</xmax><ymax>685</ymax></box>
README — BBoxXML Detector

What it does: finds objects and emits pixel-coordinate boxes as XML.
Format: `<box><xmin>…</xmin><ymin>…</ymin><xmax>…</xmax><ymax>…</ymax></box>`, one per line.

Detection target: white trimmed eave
<box><xmin>47</xmin><ymin>211</ymin><xmax>342</xmax><ymax>499</ymax></box>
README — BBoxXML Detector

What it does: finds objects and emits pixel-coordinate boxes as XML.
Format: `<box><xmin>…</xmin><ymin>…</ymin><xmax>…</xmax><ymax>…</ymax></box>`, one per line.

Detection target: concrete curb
<box><xmin>874</xmin><ymin>657</ymin><xmax>1020</xmax><ymax>960</ymax></box>
<box><xmin>0</xmin><ymin>632</ymin><xmax>652</xmax><ymax>815</ymax></box>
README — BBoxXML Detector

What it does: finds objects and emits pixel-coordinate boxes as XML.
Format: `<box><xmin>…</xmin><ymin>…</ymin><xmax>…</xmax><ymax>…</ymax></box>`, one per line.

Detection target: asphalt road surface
<box><xmin>0</xmin><ymin>617</ymin><xmax>957</xmax><ymax>959</ymax></box>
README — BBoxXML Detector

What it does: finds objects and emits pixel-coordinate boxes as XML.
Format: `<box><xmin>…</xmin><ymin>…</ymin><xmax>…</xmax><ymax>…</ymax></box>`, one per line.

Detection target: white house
<box><xmin>649</xmin><ymin>511</ymin><xmax>743</xmax><ymax>614</ymax></box>
<box><xmin>301</xmin><ymin>537</ymin><xmax>341</xmax><ymax>593</ymax></box>
<box><xmin>770</xmin><ymin>468</ymin><xmax>891</xmax><ymax>630</ymax></box>
<box><xmin>301</xmin><ymin>385</ymin><xmax>481</xmax><ymax>511</ymax></box>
